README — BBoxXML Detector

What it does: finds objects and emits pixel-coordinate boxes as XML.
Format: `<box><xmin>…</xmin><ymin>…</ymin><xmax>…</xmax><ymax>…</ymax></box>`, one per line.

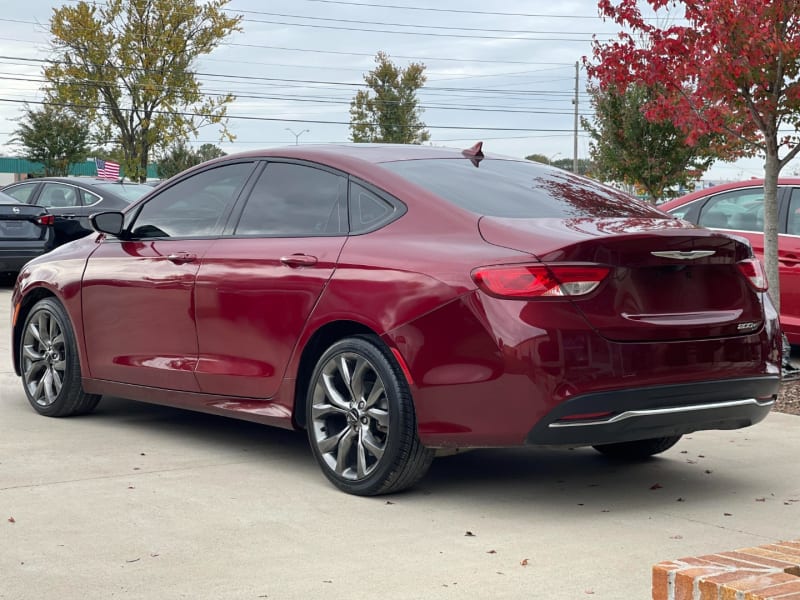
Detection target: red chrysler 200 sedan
<box><xmin>10</xmin><ymin>144</ymin><xmax>782</xmax><ymax>495</ymax></box>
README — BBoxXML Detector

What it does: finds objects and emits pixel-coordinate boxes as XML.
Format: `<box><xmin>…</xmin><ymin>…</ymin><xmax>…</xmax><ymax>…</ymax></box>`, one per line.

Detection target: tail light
<box><xmin>472</xmin><ymin>264</ymin><xmax>610</xmax><ymax>299</ymax></box>
<box><xmin>35</xmin><ymin>215</ymin><xmax>55</xmax><ymax>226</ymax></box>
<box><xmin>737</xmin><ymin>258</ymin><xmax>768</xmax><ymax>291</ymax></box>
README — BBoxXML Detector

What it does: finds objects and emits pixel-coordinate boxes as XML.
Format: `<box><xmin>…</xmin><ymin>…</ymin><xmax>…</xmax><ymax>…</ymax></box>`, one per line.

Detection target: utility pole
<box><xmin>573</xmin><ymin>61</ymin><xmax>579</xmax><ymax>173</ymax></box>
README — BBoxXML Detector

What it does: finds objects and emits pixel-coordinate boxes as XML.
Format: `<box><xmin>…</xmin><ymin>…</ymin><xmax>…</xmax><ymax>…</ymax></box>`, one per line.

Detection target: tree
<box><xmin>157</xmin><ymin>141</ymin><xmax>226</xmax><ymax>179</ymax></box>
<box><xmin>44</xmin><ymin>0</ymin><xmax>242</xmax><ymax>182</ymax></box>
<box><xmin>350</xmin><ymin>51</ymin><xmax>430</xmax><ymax>144</ymax></box>
<box><xmin>587</xmin><ymin>0</ymin><xmax>800</xmax><ymax>313</ymax></box>
<box><xmin>525</xmin><ymin>154</ymin><xmax>552</xmax><ymax>164</ymax></box>
<box><xmin>583</xmin><ymin>83</ymin><xmax>715</xmax><ymax>203</ymax></box>
<box><xmin>11</xmin><ymin>104</ymin><xmax>90</xmax><ymax>176</ymax></box>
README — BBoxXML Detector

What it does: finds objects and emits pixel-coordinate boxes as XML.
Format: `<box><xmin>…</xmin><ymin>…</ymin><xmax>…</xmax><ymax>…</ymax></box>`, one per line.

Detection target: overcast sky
<box><xmin>0</xmin><ymin>0</ymin><xmax>780</xmax><ymax>180</ymax></box>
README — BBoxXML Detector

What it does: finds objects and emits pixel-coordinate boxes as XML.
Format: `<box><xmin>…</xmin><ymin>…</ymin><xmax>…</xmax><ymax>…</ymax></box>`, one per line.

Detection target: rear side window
<box><xmin>381</xmin><ymin>158</ymin><xmax>663</xmax><ymax>219</ymax></box>
<box><xmin>349</xmin><ymin>182</ymin><xmax>400</xmax><ymax>234</ymax></box>
<box><xmin>235</xmin><ymin>163</ymin><xmax>347</xmax><ymax>236</ymax></box>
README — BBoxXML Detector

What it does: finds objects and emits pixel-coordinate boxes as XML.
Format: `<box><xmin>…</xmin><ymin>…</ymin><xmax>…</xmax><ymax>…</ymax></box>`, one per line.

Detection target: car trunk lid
<box><xmin>478</xmin><ymin>216</ymin><xmax>765</xmax><ymax>342</ymax></box>
<box><xmin>0</xmin><ymin>203</ymin><xmax>50</xmax><ymax>241</ymax></box>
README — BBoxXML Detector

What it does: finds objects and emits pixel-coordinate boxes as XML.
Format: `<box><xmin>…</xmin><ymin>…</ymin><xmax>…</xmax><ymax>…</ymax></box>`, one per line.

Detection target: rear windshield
<box><xmin>380</xmin><ymin>158</ymin><xmax>664</xmax><ymax>219</ymax></box>
<box><xmin>93</xmin><ymin>182</ymin><xmax>152</xmax><ymax>202</ymax></box>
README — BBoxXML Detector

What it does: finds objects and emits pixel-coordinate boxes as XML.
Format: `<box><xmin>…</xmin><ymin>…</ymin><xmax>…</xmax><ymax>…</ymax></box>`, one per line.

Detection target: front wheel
<box><xmin>306</xmin><ymin>335</ymin><xmax>434</xmax><ymax>496</ymax></box>
<box><xmin>592</xmin><ymin>435</ymin><xmax>682</xmax><ymax>459</ymax></box>
<box><xmin>20</xmin><ymin>298</ymin><xmax>100</xmax><ymax>417</ymax></box>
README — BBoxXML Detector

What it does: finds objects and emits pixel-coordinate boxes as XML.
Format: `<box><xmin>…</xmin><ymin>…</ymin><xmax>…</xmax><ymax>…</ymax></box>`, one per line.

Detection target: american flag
<box><xmin>95</xmin><ymin>158</ymin><xmax>120</xmax><ymax>180</ymax></box>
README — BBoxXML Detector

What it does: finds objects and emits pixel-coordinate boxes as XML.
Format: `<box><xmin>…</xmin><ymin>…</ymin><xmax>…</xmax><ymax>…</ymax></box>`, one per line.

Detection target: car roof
<box><xmin>661</xmin><ymin>178</ymin><xmax>800</xmax><ymax>210</ymax></box>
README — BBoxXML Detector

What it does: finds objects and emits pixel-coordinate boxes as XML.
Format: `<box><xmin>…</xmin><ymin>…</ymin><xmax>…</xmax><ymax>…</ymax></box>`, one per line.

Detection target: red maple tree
<box><xmin>586</xmin><ymin>0</ymin><xmax>800</xmax><ymax>312</ymax></box>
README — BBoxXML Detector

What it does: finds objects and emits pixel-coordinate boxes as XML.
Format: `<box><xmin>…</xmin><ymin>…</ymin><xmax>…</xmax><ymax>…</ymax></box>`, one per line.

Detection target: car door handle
<box><xmin>167</xmin><ymin>252</ymin><xmax>197</xmax><ymax>264</ymax></box>
<box><xmin>280</xmin><ymin>254</ymin><xmax>318</xmax><ymax>267</ymax></box>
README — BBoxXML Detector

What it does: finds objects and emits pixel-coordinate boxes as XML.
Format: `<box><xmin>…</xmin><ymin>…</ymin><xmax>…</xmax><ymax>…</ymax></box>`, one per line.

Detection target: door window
<box><xmin>3</xmin><ymin>183</ymin><xmax>36</xmax><ymax>203</ymax></box>
<box><xmin>234</xmin><ymin>163</ymin><xmax>347</xmax><ymax>236</ymax></box>
<box><xmin>697</xmin><ymin>188</ymin><xmax>764</xmax><ymax>232</ymax></box>
<box><xmin>787</xmin><ymin>188</ymin><xmax>800</xmax><ymax>235</ymax></box>
<box><xmin>38</xmin><ymin>183</ymin><xmax>81</xmax><ymax>208</ymax></box>
<box><xmin>130</xmin><ymin>162</ymin><xmax>254</xmax><ymax>238</ymax></box>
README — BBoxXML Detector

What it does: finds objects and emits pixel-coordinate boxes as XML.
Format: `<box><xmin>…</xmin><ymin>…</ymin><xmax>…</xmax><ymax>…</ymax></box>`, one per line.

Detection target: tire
<box><xmin>19</xmin><ymin>298</ymin><xmax>101</xmax><ymax>417</ymax></box>
<box><xmin>592</xmin><ymin>435</ymin><xmax>682</xmax><ymax>459</ymax></box>
<box><xmin>306</xmin><ymin>335</ymin><xmax>434</xmax><ymax>496</ymax></box>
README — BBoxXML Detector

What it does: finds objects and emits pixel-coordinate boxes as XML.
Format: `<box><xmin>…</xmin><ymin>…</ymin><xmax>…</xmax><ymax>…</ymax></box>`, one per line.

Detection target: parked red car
<box><xmin>11</xmin><ymin>145</ymin><xmax>781</xmax><ymax>495</ymax></box>
<box><xmin>660</xmin><ymin>179</ymin><xmax>800</xmax><ymax>344</ymax></box>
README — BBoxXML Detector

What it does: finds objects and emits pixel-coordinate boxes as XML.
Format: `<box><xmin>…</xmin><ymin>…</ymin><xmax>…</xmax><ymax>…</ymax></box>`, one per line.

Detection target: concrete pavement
<box><xmin>1</xmin><ymin>284</ymin><xmax>798</xmax><ymax>600</ymax></box>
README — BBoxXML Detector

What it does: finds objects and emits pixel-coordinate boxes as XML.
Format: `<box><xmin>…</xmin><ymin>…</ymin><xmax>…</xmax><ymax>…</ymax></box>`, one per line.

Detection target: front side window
<box><xmin>697</xmin><ymin>188</ymin><xmax>764</xmax><ymax>232</ymax></box>
<box><xmin>4</xmin><ymin>183</ymin><xmax>36</xmax><ymax>203</ymax></box>
<box><xmin>130</xmin><ymin>162</ymin><xmax>254</xmax><ymax>238</ymax></box>
<box><xmin>235</xmin><ymin>162</ymin><xmax>347</xmax><ymax>236</ymax></box>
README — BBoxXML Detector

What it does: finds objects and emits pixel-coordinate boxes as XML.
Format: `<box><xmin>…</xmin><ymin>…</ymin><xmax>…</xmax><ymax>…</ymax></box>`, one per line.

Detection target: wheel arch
<box><xmin>292</xmin><ymin>319</ymin><xmax>379</xmax><ymax>429</ymax></box>
<box><xmin>12</xmin><ymin>287</ymin><xmax>58</xmax><ymax>376</ymax></box>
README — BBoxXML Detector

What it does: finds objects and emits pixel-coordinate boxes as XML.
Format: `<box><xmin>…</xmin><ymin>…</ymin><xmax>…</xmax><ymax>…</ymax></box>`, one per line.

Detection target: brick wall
<box><xmin>653</xmin><ymin>541</ymin><xmax>800</xmax><ymax>599</ymax></box>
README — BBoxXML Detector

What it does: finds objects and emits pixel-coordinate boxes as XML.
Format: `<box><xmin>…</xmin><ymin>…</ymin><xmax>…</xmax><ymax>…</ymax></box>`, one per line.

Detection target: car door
<box><xmin>779</xmin><ymin>187</ymin><xmax>800</xmax><ymax>342</ymax></box>
<box><xmin>81</xmin><ymin>161</ymin><xmax>257</xmax><ymax>391</ymax></box>
<box><xmin>193</xmin><ymin>161</ymin><xmax>348</xmax><ymax>398</ymax></box>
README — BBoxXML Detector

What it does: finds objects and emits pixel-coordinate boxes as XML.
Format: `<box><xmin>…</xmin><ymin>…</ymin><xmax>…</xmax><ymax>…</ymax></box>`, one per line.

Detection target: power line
<box><xmin>0</xmin><ymin>97</ymin><xmax>578</xmax><ymax>132</ymax></box>
<box><xmin>245</xmin><ymin>1</ymin><xmax>604</xmax><ymax>19</ymax></box>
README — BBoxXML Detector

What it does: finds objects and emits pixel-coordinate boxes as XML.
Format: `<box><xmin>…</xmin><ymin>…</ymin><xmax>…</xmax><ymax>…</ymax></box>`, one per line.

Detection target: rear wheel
<box><xmin>20</xmin><ymin>298</ymin><xmax>100</xmax><ymax>417</ymax></box>
<box><xmin>306</xmin><ymin>335</ymin><xmax>434</xmax><ymax>496</ymax></box>
<box><xmin>592</xmin><ymin>435</ymin><xmax>682</xmax><ymax>459</ymax></box>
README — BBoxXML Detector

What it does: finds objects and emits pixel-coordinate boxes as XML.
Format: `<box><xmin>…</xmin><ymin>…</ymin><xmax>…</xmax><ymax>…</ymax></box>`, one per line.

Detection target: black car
<box><xmin>1</xmin><ymin>177</ymin><xmax>152</xmax><ymax>246</ymax></box>
<box><xmin>0</xmin><ymin>192</ymin><xmax>55</xmax><ymax>277</ymax></box>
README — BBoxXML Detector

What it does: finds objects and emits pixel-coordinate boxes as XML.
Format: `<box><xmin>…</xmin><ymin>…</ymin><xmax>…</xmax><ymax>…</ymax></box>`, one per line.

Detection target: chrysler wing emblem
<box><xmin>650</xmin><ymin>250</ymin><xmax>716</xmax><ymax>260</ymax></box>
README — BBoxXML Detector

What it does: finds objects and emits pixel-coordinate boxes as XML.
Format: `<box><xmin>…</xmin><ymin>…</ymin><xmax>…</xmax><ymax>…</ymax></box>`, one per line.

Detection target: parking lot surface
<box><xmin>1</xmin><ymin>284</ymin><xmax>799</xmax><ymax>600</ymax></box>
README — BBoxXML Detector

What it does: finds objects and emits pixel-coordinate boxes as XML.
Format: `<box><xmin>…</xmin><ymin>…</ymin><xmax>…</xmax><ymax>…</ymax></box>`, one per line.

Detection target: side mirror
<box><xmin>90</xmin><ymin>211</ymin><xmax>125</xmax><ymax>236</ymax></box>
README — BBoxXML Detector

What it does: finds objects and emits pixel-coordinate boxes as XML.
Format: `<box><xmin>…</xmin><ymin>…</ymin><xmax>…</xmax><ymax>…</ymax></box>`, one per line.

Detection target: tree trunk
<box><xmin>763</xmin><ymin>150</ymin><xmax>781</xmax><ymax>314</ymax></box>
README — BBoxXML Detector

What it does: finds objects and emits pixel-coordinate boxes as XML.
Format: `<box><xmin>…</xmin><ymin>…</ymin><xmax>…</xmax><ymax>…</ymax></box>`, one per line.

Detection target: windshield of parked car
<box><xmin>93</xmin><ymin>182</ymin><xmax>152</xmax><ymax>202</ymax></box>
<box><xmin>380</xmin><ymin>158</ymin><xmax>664</xmax><ymax>219</ymax></box>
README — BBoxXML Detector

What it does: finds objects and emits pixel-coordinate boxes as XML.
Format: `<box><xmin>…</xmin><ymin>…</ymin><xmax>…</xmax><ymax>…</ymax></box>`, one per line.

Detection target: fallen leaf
<box><xmin>601</xmin><ymin>509</ymin><xmax>610</xmax><ymax>513</ymax></box>
<box><xmin>126</xmin><ymin>558</ymin><xmax>140</xmax><ymax>563</ymax></box>
<box><xmin>650</xmin><ymin>483</ymin><xmax>663</xmax><ymax>490</ymax></box>
<box><xmin>698</xmin><ymin>454</ymin><xmax>705</xmax><ymax>458</ymax></box>
<box><xmin>465</xmin><ymin>531</ymin><xmax>475</xmax><ymax>537</ymax></box>
<box><xmin>670</xmin><ymin>535</ymin><xmax>683</xmax><ymax>540</ymax></box>
<box><xmin>755</xmin><ymin>498</ymin><xmax>766</xmax><ymax>502</ymax></box>
<box><xmin>723</xmin><ymin>513</ymin><xmax>732</xmax><ymax>516</ymax></box>
<box><xmin>133</xmin><ymin>467</ymin><xmax>140</xmax><ymax>471</ymax></box>
<box><xmin>496</xmin><ymin>571</ymin><xmax>504</xmax><ymax>575</ymax></box>
<box><xmin>128</xmin><ymin>486</ymin><xmax>135</xmax><ymax>490</ymax></box>
<box><xmin>520</xmin><ymin>558</ymin><xmax>529</xmax><ymax>566</ymax></box>
<box><xmin>676</xmin><ymin>498</ymin><xmax>685</xmax><ymax>502</ymax></box>
<box><xmin>323</xmin><ymin>580</ymin><xmax>332</xmax><ymax>584</ymax></box>
<box><xmin>577</xmin><ymin>503</ymin><xmax>584</xmax><ymax>506</ymax></box>
<box><xmin>585</xmin><ymin>591</ymin><xmax>595</xmax><ymax>595</ymax></box>
<box><xmin>140</xmin><ymin>453</ymin><xmax>146</xmax><ymax>456</ymax></box>
<box><xmin>385</xmin><ymin>501</ymin><xmax>394</xmax><ymax>505</ymax></box>
<box><xmin>487</xmin><ymin>550</ymin><xmax>497</xmax><ymax>554</ymax></box>
<box><xmin>704</xmin><ymin>470</ymin><xmax>713</xmax><ymax>474</ymax></box>
<box><xmin>150</xmin><ymin>553</ymin><xmax>159</xmax><ymax>558</ymax></box>
<box><xmin>7</xmin><ymin>517</ymin><xmax>15</xmax><ymax>523</ymax></box>
<box><xmin>687</xmin><ymin>460</ymin><xmax>698</xmax><ymax>464</ymax></box>
<box><xmin>680</xmin><ymin>450</ymin><xmax>688</xmax><ymax>454</ymax></box>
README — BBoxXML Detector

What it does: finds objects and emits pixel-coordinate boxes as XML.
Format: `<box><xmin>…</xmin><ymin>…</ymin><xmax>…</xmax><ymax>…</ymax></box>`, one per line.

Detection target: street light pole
<box><xmin>285</xmin><ymin>128</ymin><xmax>309</xmax><ymax>145</ymax></box>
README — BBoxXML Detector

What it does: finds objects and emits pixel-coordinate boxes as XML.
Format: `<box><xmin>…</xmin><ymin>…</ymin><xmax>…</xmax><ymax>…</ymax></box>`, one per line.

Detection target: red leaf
<box><xmin>7</xmin><ymin>517</ymin><xmax>15</xmax><ymax>523</ymax></box>
<box><xmin>520</xmin><ymin>558</ymin><xmax>529</xmax><ymax>566</ymax></box>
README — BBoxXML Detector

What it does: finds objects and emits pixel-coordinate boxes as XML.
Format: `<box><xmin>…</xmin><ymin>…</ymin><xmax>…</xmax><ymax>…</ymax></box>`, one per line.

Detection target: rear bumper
<box><xmin>525</xmin><ymin>376</ymin><xmax>779</xmax><ymax>446</ymax></box>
